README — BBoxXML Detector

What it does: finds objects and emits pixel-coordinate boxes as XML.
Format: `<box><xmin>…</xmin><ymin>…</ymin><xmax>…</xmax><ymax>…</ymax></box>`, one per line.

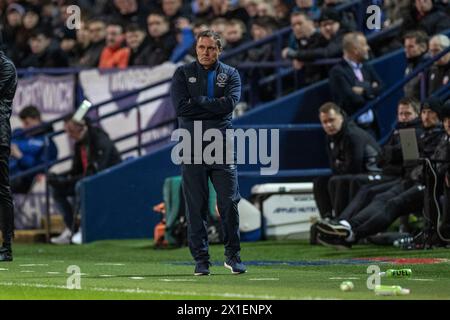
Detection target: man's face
<box><xmin>64</xmin><ymin>121</ymin><xmax>85</xmax><ymax>142</ymax></box>
<box><xmin>196</xmin><ymin>36</ymin><xmax>221</xmax><ymax>69</ymax></box>
<box><xmin>421</xmin><ymin>108</ymin><xmax>439</xmax><ymax>128</ymax></box>
<box><xmin>106</xmin><ymin>25</ymin><xmax>124</xmax><ymax>48</ymax></box>
<box><xmin>7</xmin><ymin>11</ymin><xmax>22</xmax><ymax>27</ymax></box>
<box><xmin>353</xmin><ymin>35</ymin><xmax>370</xmax><ymax>62</ymax></box>
<box><xmin>88</xmin><ymin>21</ymin><xmax>106</xmax><ymax>43</ymax></box>
<box><xmin>443</xmin><ymin>117</ymin><xmax>450</xmax><ymax>135</ymax></box>
<box><xmin>114</xmin><ymin>0</ymin><xmax>137</xmax><ymax>14</ymax></box>
<box><xmin>296</xmin><ymin>0</ymin><xmax>313</xmax><ymax>8</ymax></box>
<box><xmin>21</xmin><ymin>117</ymin><xmax>41</xmax><ymax>130</ymax></box>
<box><xmin>320</xmin><ymin>109</ymin><xmax>344</xmax><ymax>136</ymax></box>
<box><xmin>291</xmin><ymin>14</ymin><xmax>312</xmax><ymax>39</ymax></box>
<box><xmin>251</xmin><ymin>24</ymin><xmax>269</xmax><ymax>41</ymax></box>
<box><xmin>320</xmin><ymin>20</ymin><xmax>339</xmax><ymax>40</ymax></box>
<box><xmin>429</xmin><ymin>39</ymin><xmax>450</xmax><ymax>66</ymax></box>
<box><xmin>29</xmin><ymin>34</ymin><xmax>51</xmax><ymax>54</ymax></box>
<box><xmin>197</xmin><ymin>0</ymin><xmax>211</xmax><ymax>13</ymax></box>
<box><xmin>147</xmin><ymin>14</ymin><xmax>169</xmax><ymax>38</ymax></box>
<box><xmin>398</xmin><ymin>104</ymin><xmax>418</xmax><ymax>123</ymax></box>
<box><xmin>126</xmin><ymin>30</ymin><xmax>145</xmax><ymax>49</ymax></box>
<box><xmin>224</xmin><ymin>24</ymin><xmax>243</xmax><ymax>44</ymax></box>
<box><xmin>162</xmin><ymin>0</ymin><xmax>182</xmax><ymax>16</ymax></box>
<box><xmin>404</xmin><ymin>38</ymin><xmax>427</xmax><ymax>59</ymax></box>
<box><xmin>415</xmin><ymin>0</ymin><xmax>433</xmax><ymax>14</ymax></box>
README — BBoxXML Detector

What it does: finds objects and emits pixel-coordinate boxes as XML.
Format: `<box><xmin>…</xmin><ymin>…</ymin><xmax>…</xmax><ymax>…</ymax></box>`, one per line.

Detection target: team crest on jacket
<box><xmin>216</xmin><ymin>73</ymin><xmax>228</xmax><ymax>87</ymax></box>
<box><xmin>188</xmin><ymin>77</ymin><xmax>197</xmax><ymax>83</ymax></box>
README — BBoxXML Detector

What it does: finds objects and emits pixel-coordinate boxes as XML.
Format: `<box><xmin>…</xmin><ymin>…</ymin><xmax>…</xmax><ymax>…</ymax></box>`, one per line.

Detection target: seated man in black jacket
<box><xmin>317</xmin><ymin>98</ymin><xmax>445</xmax><ymax>249</ymax></box>
<box><xmin>329</xmin><ymin>32</ymin><xmax>384</xmax><ymax>137</ymax></box>
<box><xmin>328</xmin><ymin>97</ymin><xmax>421</xmax><ymax>218</ymax></box>
<box><xmin>49</xmin><ymin>116</ymin><xmax>121</xmax><ymax>245</ymax></box>
<box><xmin>313</xmin><ymin>102</ymin><xmax>381</xmax><ymax>219</ymax></box>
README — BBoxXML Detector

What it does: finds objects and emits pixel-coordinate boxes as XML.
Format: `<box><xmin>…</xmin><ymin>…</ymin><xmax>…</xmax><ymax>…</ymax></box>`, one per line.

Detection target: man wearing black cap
<box><xmin>0</xmin><ymin>50</ymin><xmax>18</xmax><ymax>261</ymax></box>
<box><xmin>284</xmin><ymin>9</ymin><xmax>350</xmax><ymax>65</ymax></box>
<box><xmin>315</xmin><ymin>97</ymin><xmax>445</xmax><ymax>249</ymax></box>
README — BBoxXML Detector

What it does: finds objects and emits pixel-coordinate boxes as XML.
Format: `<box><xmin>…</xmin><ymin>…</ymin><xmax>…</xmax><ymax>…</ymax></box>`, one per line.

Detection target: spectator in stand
<box><xmin>284</xmin><ymin>9</ymin><xmax>349</xmax><ymax>79</ymax></box>
<box><xmin>427</xmin><ymin>34</ymin><xmax>450</xmax><ymax>96</ymax></box>
<box><xmin>161</xmin><ymin>0</ymin><xmax>191</xmax><ymax>29</ymax></box>
<box><xmin>210</xmin><ymin>18</ymin><xmax>228</xmax><ymax>39</ymax></box>
<box><xmin>10</xmin><ymin>106</ymin><xmax>58</xmax><ymax>194</ymax></box>
<box><xmin>58</xmin><ymin>29</ymin><xmax>79</xmax><ymax>67</ymax></box>
<box><xmin>192</xmin><ymin>0</ymin><xmax>214</xmax><ymax>23</ymax></box>
<box><xmin>329</xmin><ymin>32</ymin><xmax>384</xmax><ymax>136</ymax></box>
<box><xmin>273</xmin><ymin>0</ymin><xmax>292</xmax><ymax>27</ymax></box>
<box><xmin>401</xmin><ymin>0</ymin><xmax>450</xmax><ymax>37</ymax></box>
<box><xmin>125</xmin><ymin>23</ymin><xmax>151</xmax><ymax>66</ymax></box>
<box><xmin>146</xmin><ymin>11</ymin><xmax>178</xmax><ymax>67</ymax></box>
<box><xmin>403</xmin><ymin>30</ymin><xmax>429</xmax><ymax>100</ymax></box>
<box><xmin>223</xmin><ymin>19</ymin><xmax>248</xmax><ymax>67</ymax></box>
<box><xmin>98</xmin><ymin>21</ymin><xmax>130</xmax><ymax>69</ymax></box>
<box><xmin>21</xmin><ymin>28</ymin><xmax>69</xmax><ymax>68</ymax></box>
<box><xmin>256</xmin><ymin>1</ymin><xmax>276</xmax><ymax>18</ymax></box>
<box><xmin>210</xmin><ymin>0</ymin><xmax>250</xmax><ymax>26</ymax></box>
<box><xmin>282</xmin><ymin>11</ymin><xmax>325</xmax><ymax>85</ymax></box>
<box><xmin>247</xmin><ymin>16</ymin><xmax>277</xmax><ymax>102</ymax></box>
<box><xmin>49</xmin><ymin>116</ymin><xmax>121</xmax><ymax>245</ymax></box>
<box><xmin>78</xmin><ymin>18</ymin><xmax>106</xmax><ymax>67</ymax></box>
<box><xmin>109</xmin><ymin>0</ymin><xmax>149</xmax><ymax>28</ymax></box>
<box><xmin>0</xmin><ymin>3</ymin><xmax>26</xmax><ymax>65</ymax></box>
<box><xmin>293</xmin><ymin>0</ymin><xmax>321</xmax><ymax>21</ymax></box>
<box><xmin>71</xmin><ymin>20</ymin><xmax>91</xmax><ymax>67</ymax></box>
<box><xmin>171</xmin><ymin>17</ymin><xmax>196</xmax><ymax>63</ymax></box>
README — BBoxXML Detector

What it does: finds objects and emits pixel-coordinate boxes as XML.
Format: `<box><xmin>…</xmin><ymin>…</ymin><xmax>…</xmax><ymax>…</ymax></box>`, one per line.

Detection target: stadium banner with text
<box><xmin>11</xmin><ymin>74</ymin><xmax>76</xmax><ymax>229</ymax></box>
<box><xmin>78</xmin><ymin>62</ymin><xmax>178</xmax><ymax>159</ymax></box>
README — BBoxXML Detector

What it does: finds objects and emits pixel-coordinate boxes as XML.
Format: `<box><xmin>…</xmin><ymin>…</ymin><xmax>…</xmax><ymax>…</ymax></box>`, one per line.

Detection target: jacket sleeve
<box><xmin>329</xmin><ymin>66</ymin><xmax>366</xmax><ymax>114</ymax></box>
<box><xmin>287</xmin><ymin>39</ymin><xmax>341</xmax><ymax>61</ymax></box>
<box><xmin>191</xmin><ymin>68</ymin><xmax>241</xmax><ymax>115</ymax></box>
<box><xmin>170</xmin><ymin>67</ymin><xmax>218</xmax><ymax>119</ymax></box>
<box><xmin>363</xmin><ymin>65</ymin><xmax>384</xmax><ymax>100</ymax></box>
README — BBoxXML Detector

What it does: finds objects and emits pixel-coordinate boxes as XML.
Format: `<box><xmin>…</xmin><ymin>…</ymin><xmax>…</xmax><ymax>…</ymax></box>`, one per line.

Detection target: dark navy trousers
<box><xmin>181</xmin><ymin>163</ymin><xmax>241</xmax><ymax>263</ymax></box>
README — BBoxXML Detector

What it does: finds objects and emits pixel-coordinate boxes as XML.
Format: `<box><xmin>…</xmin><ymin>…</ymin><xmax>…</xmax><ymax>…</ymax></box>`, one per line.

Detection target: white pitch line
<box><xmin>129</xmin><ymin>277</ymin><xmax>145</xmax><ymax>280</ymax></box>
<box><xmin>94</xmin><ymin>263</ymin><xmax>125</xmax><ymax>266</ymax></box>
<box><xmin>159</xmin><ymin>279</ymin><xmax>197</xmax><ymax>282</ymax></box>
<box><xmin>329</xmin><ymin>277</ymin><xmax>360</xmax><ymax>280</ymax></box>
<box><xmin>407</xmin><ymin>278</ymin><xmax>435</xmax><ymax>282</ymax></box>
<box><xmin>19</xmin><ymin>264</ymin><xmax>49</xmax><ymax>267</ymax></box>
<box><xmin>99</xmin><ymin>275</ymin><xmax>116</xmax><ymax>278</ymax></box>
<box><xmin>0</xmin><ymin>281</ymin><xmax>324</xmax><ymax>300</ymax></box>
<box><xmin>248</xmin><ymin>278</ymin><xmax>280</xmax><ymax>281</ymax></box>
<box><xmin>20</xmin><ymin>271</ymin><xmax>35</xmax><ymax>273</ymax></box>
<box><xmin>0</xmin><ymin>268</ymin><xmax>8</xmax><ymax>271</ymax></box>
<box><xmin>47</xmin><ymin>272</ymin><xmax>61</xmax><ymax>275</ymax></box>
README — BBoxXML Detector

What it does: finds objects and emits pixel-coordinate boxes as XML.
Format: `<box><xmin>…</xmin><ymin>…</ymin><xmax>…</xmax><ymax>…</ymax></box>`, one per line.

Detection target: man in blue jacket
<box><xmin>10</xmin><ymin>106</ymin><xmax>58</xmax><ymax>194</ymax></box>
<box><xmin>170</xmin><ymin>30</ymin><xmax>246</xmax><ymax>276</ymax></box>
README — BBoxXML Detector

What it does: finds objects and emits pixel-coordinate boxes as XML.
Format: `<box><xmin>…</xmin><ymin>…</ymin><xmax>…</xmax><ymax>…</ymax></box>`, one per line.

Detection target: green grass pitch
<box><xmin>1</xmin><ymin>240</ymin><xmax>449</xmax><ymax>300</ymax></box>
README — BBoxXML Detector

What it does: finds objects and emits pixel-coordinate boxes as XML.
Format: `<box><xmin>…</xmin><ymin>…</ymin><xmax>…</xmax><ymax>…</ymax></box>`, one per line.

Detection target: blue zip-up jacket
<box><xmin>10</xmin><ymin>126</ymin><xmax>58</xmax><ymax>176</ymax></box>
<box><xmin>170</xmin><ymin>60</ymin><xmax>241</xmax><ymax>135</ymax></box>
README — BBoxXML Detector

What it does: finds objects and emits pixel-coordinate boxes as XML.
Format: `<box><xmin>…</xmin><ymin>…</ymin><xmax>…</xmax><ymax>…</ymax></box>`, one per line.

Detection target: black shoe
<box><xmin>316</xmin><ymin>219</ymin><xmax>351</xmax><ymax>238</ymax></box>
<box><xmin>317</xmin><ymin>234</ymin><xmax>352</xmax><ymax>250</ymax></box>
<box><xmin>0</xmin><ymin>247</ymin><xmax>12</xmax><ymax>262</ymax></box>
<box><xmin>224</xmin><ymin>256</ymin><xmax>247</xmax><ymax>274</ymax></box>
<box><xmin>194</xmin><ymin>261</ymin><xmax>211</xmax><ymax>276</ymax></box>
